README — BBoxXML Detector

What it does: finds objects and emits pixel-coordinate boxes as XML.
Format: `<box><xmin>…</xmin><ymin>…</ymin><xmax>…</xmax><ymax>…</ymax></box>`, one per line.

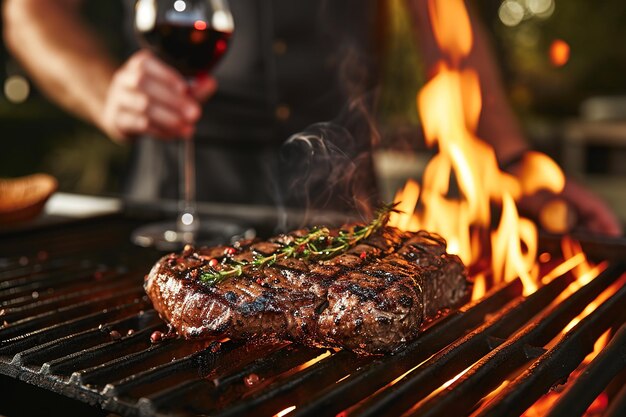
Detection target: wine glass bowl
<box><xmin>135</xmin><ymin>0</ymin><xmax>233</xmax><ymax>77</ymax></box>
<box><xmin>131</xmin><ymin>0</ymin><xmax>245</xmax><ymax>250</ymax></box>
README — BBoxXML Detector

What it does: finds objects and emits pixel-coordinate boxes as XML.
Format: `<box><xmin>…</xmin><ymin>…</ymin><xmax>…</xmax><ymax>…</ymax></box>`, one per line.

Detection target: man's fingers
<box><xmin>562</xmin><ymin>180</ymin><xmax>623</xmax><ymax>237</ymax></box>
<box><xmin>118</xmin><ymin>55</ymin><xmax>201</xmax><ymax>123</ymax></box>
<box><xmin>113</xmin><ymin>104</ymin><xmax>193</xmax><ymax>140</ymax></box>
<box><xmin>129</xmin><ymin>50</ymin><xmax>187</xmax><ymax>93</ymax></box>
<box><xmin>118</xmin><ymin>85</ymin><xmax>195</xmax><ymax>129</ymax></box>
<box><xmin>516</xmin><ymin>184</ymin><xmax>623</xmax><ymax>237</ymax></box>
<box><xmin>114</xmin><ymin>112</ymin><xmax>149</xmax><ymax>139</ymax></box>
<box><xmin>103</xmin><ymin>50</ymin><xmax>207</xmax><ymax>141</ymax></box>
<box><xmin>143</xmin><ymin>77</ymin><xmax>201</xmax><ymax>122</ymax></box>
<box><xmin>147</xmin><ymin>102</ymin><xmax>195</xmax><ymax>137</ymax></box>
<box><xmin>189</xmin><ymin>75</ymin><xmax>217</xmax><ymax>102</ymax></box>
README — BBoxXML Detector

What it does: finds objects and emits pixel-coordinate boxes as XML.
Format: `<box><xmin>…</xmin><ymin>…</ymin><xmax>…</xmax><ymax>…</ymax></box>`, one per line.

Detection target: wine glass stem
<box><xmin>178</xmin><ymin>136</ymin><xmax>198</xmax><ymax>235</ymax></box>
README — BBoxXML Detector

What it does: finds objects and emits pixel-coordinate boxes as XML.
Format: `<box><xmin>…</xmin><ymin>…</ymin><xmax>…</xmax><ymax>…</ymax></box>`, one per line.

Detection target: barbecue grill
<box><xmin>1</xmin><ymin>211</ymin><xmax>625</xmax><ymax>417</ymax></box>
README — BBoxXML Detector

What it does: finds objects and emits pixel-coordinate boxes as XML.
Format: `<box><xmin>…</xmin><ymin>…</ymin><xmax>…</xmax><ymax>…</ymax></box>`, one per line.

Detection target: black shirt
<box><xmin>122</xmin><ymin>0</ymin><xmax>380</xmax><ymax>210</ymax></box>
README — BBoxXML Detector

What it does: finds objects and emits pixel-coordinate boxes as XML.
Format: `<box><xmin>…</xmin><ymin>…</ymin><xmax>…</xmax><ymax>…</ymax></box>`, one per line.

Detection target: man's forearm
<box><xmin>2</xmin><ymin>0</ymin><xmax>117</xmax><ymax>130</ymax></box>
<box><xmin>405</xmin><ymin>0</ymin><xmax>529</xmax><ymax>164</ymax></box>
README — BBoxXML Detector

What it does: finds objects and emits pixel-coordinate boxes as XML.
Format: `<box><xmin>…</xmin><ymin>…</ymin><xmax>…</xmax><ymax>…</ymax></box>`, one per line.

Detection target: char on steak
<box><xmin>144</xmin><ymin>226</ymin><xmax>469</xmax><ymax>354</ymax></box>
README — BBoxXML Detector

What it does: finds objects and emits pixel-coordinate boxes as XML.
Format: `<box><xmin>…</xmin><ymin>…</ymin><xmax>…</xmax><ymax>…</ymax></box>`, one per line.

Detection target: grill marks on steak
<box><xmin>318</xmin><ymin>232</ymin><xmax>467</xmax><ymax>351</ymax></box>
<box><xmin>144</xmin><ymin>226</ymin><xmax>468</xmax><ymax>354</ymax></box>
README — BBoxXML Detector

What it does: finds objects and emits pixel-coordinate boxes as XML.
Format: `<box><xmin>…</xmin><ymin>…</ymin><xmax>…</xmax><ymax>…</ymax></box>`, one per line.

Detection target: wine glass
<box><xmin>131</xmin><ymin>0</ymin><xmax>246</xmax><ymax>250</ymax></box>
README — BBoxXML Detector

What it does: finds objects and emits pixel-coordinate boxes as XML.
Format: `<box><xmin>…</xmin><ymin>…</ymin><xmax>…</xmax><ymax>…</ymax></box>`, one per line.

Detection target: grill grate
<box><xmin>1</xmin><ymin>215</ymin><xmax>625</xmax><ymax>417</ymax></box>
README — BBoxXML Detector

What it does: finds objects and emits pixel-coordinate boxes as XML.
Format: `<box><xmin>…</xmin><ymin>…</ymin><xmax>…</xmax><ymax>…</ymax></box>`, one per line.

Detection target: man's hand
<box><xmin>99</xmin><ymin>50</ymin><xmax>217</xmax><ymax>142</ymax></box>
<box><xmin>558</xmin><ymin>178</ymin><xmax>622</xmax><ymax>236</ymax></box>
<box><xmin>518</xmin><ymin>178</ymin><xmax>623</xmax><ymax>237</ymax></box>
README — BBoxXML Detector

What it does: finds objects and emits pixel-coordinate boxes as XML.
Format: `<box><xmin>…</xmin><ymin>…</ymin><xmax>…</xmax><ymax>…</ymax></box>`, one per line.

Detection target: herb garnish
<box><xmin>199</xmin><ymin>203</ymin><xmax>398</xmax><ymax>286</ymax></box>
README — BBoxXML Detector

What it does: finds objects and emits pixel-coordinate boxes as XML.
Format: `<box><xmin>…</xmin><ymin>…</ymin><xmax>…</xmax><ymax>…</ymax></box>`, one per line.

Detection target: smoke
<box><xmin>270</xmin><ymin>3</ymin><xmax>385</xmax><ymax>230</ymax></box>
<box><xmin>274</xmin><ymin>93</ymin><xmax>381</xmax><ymax>229</ymax></box>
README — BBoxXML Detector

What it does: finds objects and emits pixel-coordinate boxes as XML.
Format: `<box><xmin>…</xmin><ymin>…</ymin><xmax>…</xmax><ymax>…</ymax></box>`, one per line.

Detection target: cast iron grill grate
<box><xmin>0</xmin><ymin>216</ymin><xmax>625</xmax><ymax>417</ymax></box>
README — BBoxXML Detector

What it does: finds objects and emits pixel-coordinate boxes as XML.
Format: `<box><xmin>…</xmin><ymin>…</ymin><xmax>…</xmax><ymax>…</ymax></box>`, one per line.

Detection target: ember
<box><xmin>244</xmin><ymin>373</ymin><xmax>260</xmax><ymax>387</ymax></box>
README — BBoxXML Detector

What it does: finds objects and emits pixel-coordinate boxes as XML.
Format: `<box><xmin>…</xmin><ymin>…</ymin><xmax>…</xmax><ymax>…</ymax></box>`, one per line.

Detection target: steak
<box><xmin>144</xmin><ymin>226</ymin><xmax>469</xmax><ymax>354</ymax></box>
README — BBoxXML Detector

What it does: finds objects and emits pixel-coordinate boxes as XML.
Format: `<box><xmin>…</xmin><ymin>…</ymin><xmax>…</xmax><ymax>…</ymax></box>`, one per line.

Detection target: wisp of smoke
<box><xmin>276</xmin><ymin>121</ymin><xmax>378</xmax><ymax>228</ymax></box>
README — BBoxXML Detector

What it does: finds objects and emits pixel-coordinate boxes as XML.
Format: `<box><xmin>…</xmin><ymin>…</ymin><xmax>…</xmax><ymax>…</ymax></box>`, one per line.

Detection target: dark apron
<box><xmin>122</xmin><ymin>0</ymin><xmax>381</xmax><ymax>212</ymax></box>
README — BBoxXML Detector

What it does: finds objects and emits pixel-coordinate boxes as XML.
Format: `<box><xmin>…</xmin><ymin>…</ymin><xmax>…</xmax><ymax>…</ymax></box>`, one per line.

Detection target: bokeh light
<box><xmin>4</xmin><ymin>75</ymin><xmax>30</xmax><ymax>103</ymax></box>
<box><xmin>499</xmin><ymin>0</ymin><xmax>526</xmax><ymax>27</ymax></box>
<box><xmin>549</xmin><ymin>39</ymin><xmax>571</xmax><ymax>67</ymax></box>
<box><xmin>174</xmin><ymin>0</ymin><xmax>186</xmax><ymax>12</ymax></box>
<box><xmin>193</xmin><ymin>20</ymin><xmax>207</xmax><ymax>30</ymax></box>
<box><xmin>499</xmin><ymin>0</ymin><xmax>555</xmax><ymax>27</ymax></box>
<box><xmin>527</xmin><ymin>0</ymin><xmax>553</xmax><ymax>15</ymax></box>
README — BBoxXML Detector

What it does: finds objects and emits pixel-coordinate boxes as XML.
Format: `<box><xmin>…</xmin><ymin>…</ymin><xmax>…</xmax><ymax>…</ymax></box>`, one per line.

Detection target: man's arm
<box><xmin>3</xmin><ymin>0</ymin><xmax>115</xmax><ymax>128</ymax></box>
<box><xmin>405</xmin><ymin>0</ymin><xmax>528</xmax><ymax>164</ymax></box>
<box><xmin>404</xmin><ymin>0</ymin><xmax>621</xmax><ymax>236</ymax></box>
<box><xmin>2</xmin><ymin>0</ymin><xmax>215</xmax><ymax>141</ymax></box>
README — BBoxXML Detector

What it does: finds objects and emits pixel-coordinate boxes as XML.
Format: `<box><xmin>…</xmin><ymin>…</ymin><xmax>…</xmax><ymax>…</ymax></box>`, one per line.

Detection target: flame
<box><xmin>557</xmin><ymin>239</ymin><xmax>610</xmax><ymax>336</ymax></box>
<box><xmin>561</xmin><ymin>277</ymin><xmax>611</xmax><ymax>335</ymax></box>
<box><xmin>274</xmin><ymin>406</ymin><xmax>296</xmax><ymax>417</ymax></box>
<box><xmin>560</xmin><ymin>237</ymin><xmax>603</xmax><ymax>285</ymax></box>
<box><xmin>590</xmin><ymin>329</ymin><xmax>611</xmax><ymax>361</ymax></box>
<box><xmin>291</xmin><ymin>350</ymin><xmax>332</xmax><ymax>373</ymax></box>
<box><xmin>522</xmin><ymin>392</ymin><xmax>608</xmax><ymax>417</ymax></box>
<box><xmin>471</xmin><ymin>271</ymin><xmax>487</xmax><ymax>300</ymax></box>
<box><xmin>540</xmin><ymin>253</ymin><xmax>586</xmax><ymax>284</ymax></box>
<box><xmin>407</xmin><ymin>365</ymin><xmax>474</xmax><ymax>414</ymax></box>
<box><xmin>523</xmin><ymin>259</ymin><xmax>617</xmax><ymax>417</ymax></box>
<box><xmin>539</xmin><ymin>199</ymin><xmax>572</xmax><ymax>234</ymax></box>
<box><xmin>387</xmin><ymin>1</ymin><xmax>613</xmax><ymax>414</ymax></box>
<box><xmin>522</xmin><ymin>327</ymin><xmax>613</xmax><ymax>417</ymax></box>
<box><xmin>518</xmin><ymin>152</ymin><xmax>565</xmax><ymax>195</ymax></box>
<box><xmin>387</xmin><ymin>0</ymin><xmax>595</xmax><ymax>300</ymax></box>
<box><xmin>491</xmin><ymin>194</ymin><xmax>538</xmax><ymax>295</ymax></box>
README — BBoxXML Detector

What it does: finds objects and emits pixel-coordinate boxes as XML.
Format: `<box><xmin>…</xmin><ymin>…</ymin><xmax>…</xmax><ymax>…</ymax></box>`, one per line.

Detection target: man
<box><xmin>3</xmin><ymin>0</ymin><xmax>381</xmax><ymax>210</ymax></box>
<box><xmin>2</xmin><ymin>0</ymin><xmax>622</xmax><ymax>235</ymax></box>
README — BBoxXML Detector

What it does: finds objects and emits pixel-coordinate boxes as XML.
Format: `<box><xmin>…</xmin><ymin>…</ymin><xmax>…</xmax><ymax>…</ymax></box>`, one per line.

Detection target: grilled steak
<box><xmin>144</xmin><ymin>226</ymin><xmax>469</xmax><ymax>354</ymax></box>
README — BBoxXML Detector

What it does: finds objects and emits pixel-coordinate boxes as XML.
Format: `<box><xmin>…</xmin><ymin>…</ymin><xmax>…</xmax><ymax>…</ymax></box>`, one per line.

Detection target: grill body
<box><xmin>0</xmin><ymin>215</ymin><xmax>625</xmax><ymax>417</ymax></box>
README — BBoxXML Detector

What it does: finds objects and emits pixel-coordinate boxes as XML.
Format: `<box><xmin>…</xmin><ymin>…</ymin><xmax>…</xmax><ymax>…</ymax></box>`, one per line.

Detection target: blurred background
<box><xmin>1</xmin><ymin>0</ymin><xmax>625</xmax><ymax>223</ymax></box>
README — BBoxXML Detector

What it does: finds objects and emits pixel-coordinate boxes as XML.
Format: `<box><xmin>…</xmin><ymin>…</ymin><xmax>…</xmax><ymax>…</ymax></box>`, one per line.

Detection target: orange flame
<box><xmin>491</xmin><ymin>194</ymin><xmax>539</xmax><ymax>295</ymax></box>
<box><xmin>388</xmin><ymin>0</ymin><xmax>598</xmax><ymax>301</ymax></box>
<box><xmin>471</xmin><ymin>271</ymin><xmax>487</xmax><ymax>300</ymax></box>
<box><xmin>560</xmin><ymin>237</ymin><xmax>604</xmax><ymax>285</ymax></box>
<box><xmin>428</xmin><ymin>0</ymin><xmax>473</xmax><ymax>63</ymax></box>
<box><xmin>557</xmin><ymin>238</ymin><xmax>610</xmax><ymax>337</ymax></box>
<box><xmin>389</xmin><ymin>1</ymin><xmax>613</xmax><ymax>414</ymax></box>
<box><xmin>273</xmin><ymin>406</ymin><xmax>296</xmax><ymax>417</ymax></box>
<box><xmin>518</xmin><ymin>152</ymin><xmax>565</xmax><ymax>195</ymax></box>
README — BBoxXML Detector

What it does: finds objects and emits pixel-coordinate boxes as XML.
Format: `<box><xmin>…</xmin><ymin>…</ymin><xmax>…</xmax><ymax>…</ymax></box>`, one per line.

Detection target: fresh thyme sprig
<box><xmin>199</xmin><ymin>203</ymin><xmax>398</xmax><ymax>286</ymax></box>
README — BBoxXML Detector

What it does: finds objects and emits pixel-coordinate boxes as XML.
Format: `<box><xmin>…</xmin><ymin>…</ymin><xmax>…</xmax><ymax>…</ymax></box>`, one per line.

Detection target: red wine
<box><xmin>139</xmin><ymin>22</ymin><xmax>231</xmax><ymax>77</ymax></box>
